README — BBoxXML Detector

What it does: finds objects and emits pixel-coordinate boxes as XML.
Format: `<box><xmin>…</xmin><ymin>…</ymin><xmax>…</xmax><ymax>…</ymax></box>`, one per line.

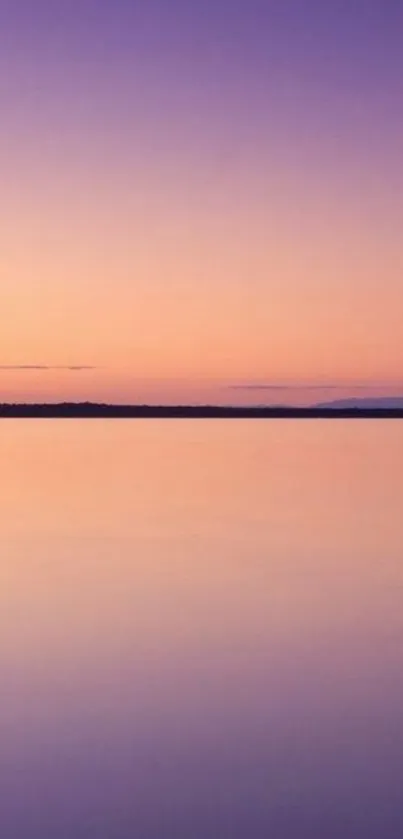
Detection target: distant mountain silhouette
<box><xmin>315</xmin><ymin>396</ymin><xmax>403</xmax><ymax>410</ymax></box>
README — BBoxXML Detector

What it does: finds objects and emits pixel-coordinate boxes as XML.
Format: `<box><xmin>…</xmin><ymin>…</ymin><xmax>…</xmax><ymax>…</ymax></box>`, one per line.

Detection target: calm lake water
<box><xmin>1</xmin><ymin>420</ymin><xmax>403</xmax><ymax>838</ymax></box>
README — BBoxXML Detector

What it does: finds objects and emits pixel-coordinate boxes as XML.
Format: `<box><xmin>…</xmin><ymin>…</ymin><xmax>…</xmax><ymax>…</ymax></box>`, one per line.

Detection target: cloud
<box><xmin>227</xmin><ymin>383</ymin><xmax>396</xmax><ymax>391</ymax></box>
<box><xmin>0</xmin><ymin>365</ymin><xmax>97</xmax><ymax>371</ymax></box>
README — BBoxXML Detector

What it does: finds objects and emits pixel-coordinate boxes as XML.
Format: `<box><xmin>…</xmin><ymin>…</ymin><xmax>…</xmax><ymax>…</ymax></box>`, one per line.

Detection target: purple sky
<box><xmin>1</xmin><ymin>0</ymin><xmax>402</xmax><ymax>403</ymax></box>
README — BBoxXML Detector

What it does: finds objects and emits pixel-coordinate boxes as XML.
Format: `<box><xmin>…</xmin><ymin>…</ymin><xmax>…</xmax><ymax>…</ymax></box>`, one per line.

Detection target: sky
<box><xmin>1</xmin><ymin>0</ymin><xmax>402</xmax><ymax>404</ymax></box>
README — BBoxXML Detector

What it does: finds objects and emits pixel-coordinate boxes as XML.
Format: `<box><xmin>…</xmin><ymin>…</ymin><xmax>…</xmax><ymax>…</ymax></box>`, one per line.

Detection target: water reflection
<box><xmin>1</xmin><ymin>420</ymin><xmax>403</xmax><ymax>837</ymax></box>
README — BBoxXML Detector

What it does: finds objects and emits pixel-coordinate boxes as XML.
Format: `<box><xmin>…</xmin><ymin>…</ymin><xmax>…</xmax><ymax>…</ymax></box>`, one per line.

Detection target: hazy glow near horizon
<box><xmin>1</xmin><ymin>1</ymin><xmax>402</xmax><ymax>404</ymax></box>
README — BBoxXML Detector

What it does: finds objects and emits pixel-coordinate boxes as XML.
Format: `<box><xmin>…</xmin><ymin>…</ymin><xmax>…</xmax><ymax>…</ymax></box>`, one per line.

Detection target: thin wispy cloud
<box><xmin>0</xmin><ymin>365</ymin><xmax>97</xmax><ymax>371</ymax></box>
<box><xmin>227</xmin><ymin>383</ymin><xmax>400</xmax><ymax>392</ymax></box>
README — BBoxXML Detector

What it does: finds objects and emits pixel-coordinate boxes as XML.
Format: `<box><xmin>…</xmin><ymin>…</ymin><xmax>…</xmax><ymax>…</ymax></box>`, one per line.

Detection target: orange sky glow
<box><xmin>1</xmin><ymin>2</ymin><xmax>402</xmax><ymax>404</ymax></box>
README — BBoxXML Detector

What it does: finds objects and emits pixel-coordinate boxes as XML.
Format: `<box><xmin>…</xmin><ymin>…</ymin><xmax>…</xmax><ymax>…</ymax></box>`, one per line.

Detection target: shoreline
<box><xmin>1</xmin><ymin>404</ymin><xmax>403</xmax><ymax>419</ymax></box>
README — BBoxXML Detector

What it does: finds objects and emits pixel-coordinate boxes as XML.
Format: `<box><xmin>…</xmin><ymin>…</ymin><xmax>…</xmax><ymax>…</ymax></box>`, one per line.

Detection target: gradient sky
<box><xmin>1</xmin><ymin>0</ymin><xmax>402</xmax><ymax>404</ymax></box>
